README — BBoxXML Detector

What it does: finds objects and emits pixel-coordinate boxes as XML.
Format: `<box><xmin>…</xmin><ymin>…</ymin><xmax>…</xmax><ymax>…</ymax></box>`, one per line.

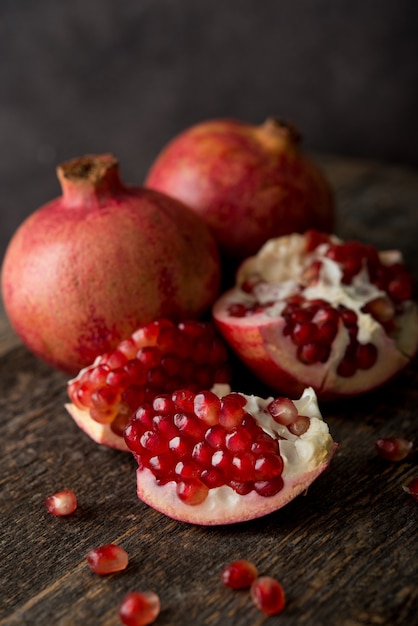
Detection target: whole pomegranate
<box><xmin>124</xmin><ymin>386</ymin><xmax>336</xmax><ymax>525</ymax></box>
<box><xmin>145</xmin><ymin>117</ymin><xmax>335</xmax><ymax>260</ymax></box>
<box><xmin>1</xmin><ymin>154</ymin><xmax>221</xmax><ymax>373</ymax></box>
<box><xmin>213</xmin><ymin>231</ymin><xmax>418</xmax><ymax>400</ymax></box>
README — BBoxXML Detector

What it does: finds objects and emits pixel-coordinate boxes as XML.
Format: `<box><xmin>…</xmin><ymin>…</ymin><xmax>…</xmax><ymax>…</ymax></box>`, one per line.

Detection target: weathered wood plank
<box><xmin>1</xmin><ymin>156</ymin><xmax>418</xmax><ymax>626</ymax></box>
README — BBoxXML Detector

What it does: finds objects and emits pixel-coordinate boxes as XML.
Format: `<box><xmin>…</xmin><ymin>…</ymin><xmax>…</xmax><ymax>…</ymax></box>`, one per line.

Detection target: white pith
<box><xmin>135</xmin><ymin>387</ymin><xmax>336</xmax><ymax>525</ymax></box>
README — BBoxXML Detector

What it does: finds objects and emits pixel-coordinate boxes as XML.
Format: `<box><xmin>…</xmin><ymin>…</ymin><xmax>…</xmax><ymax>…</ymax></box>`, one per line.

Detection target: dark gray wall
<box><xmin>1</xmin><ymin>0</ymin><xmax>417</xmax><ymax>260</ymax></box>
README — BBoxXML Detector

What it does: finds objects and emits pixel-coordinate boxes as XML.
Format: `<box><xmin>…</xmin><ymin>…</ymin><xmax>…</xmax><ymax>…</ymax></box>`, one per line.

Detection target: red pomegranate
<box><xmin>1</xmin><ymin>154</ymin><xmax>221</xmax><ymax>373</ymax></box>
<box><xmin>66</xmin><ymin>318</ymin><xmax>231</xmax><ymax>450</ymax></box>
<box><xmin>213</xmin><ymin>231</ymin><xmax>418</xmax><ymax>400</ymax></box>
<box><xmin>145</xmin><ymin>117</ymin><xmax>335</xmax><ymax>261</ymax></box>
<box><xmin>124</xmin><ymin>386</ymin><xmax>336</xmax><ymax>525</ymax></box>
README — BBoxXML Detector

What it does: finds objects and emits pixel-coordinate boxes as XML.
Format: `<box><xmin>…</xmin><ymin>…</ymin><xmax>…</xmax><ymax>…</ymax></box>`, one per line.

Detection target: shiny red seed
<box><xmin>254</xmin><ymin>476</ymin><xmax>284</xmax><ymax>497</ymax></box>
<box><xmin>231</xmin><ymin>452</ymin><xmax>257</xmax><ymax>481</ymax></box>
<box><xmin>250</xmin><ymin>576</ymin><xmax>286</xmax><ymax>615</ymax></box>
<box><xmin>176</xmin><ymin>479</ymin><xmax>209</xmax><ymax>505</ymax></box>
<box><xmin>45</xmin><ymin>489</ymin><xmax>77</xmax><ymax>516</ymax></box>
<box><xmin>375</xmin><ymin>437</ymin><xmax>413</xmax><ymax>461</ymax></box>
<box><xmin>298</xmin><ymin>342</ymin><xmax>329</xmax><ymax>364</ymax></box>
<box><xmin>356</xmin><ymin>343</ymin><xmax>378</xmax><ymax>370</ymax></box>
<box><xmin>200</xmin><ymin>468</ymin><xmax>226</xmax><ymax>488</ymax></box>
<box><xmin>268</xmin><ymin>397</ymin><xmax>298</xmax><ymax>425</ymax></box>
<box><xmin>140</xmin><ymin>431</ymin><xmax>167</xmax><ymax>454</ymax></box>
<box><xmin>172</xmin><ymin>389</ymin><xmax>195</xmax><ymax>412</ymax></box>
<box><xmin>403</xmin><ymin>477</ymin><xmax>418</xmax><ymax>500</ymax></box>
<box><xmin>221</xmin><ymin>559</ymin><xmax>258</xmax><ymax>589</ymax></box>
<box><xmin>219</xmin><ymin>393</ymin><xmax>247</xmax><ymax>429</ymax></box>
<box><xmin>119</xmin><ymin>590</ymin><xmax>160</xmax><ymax>626</ymax></box>
<box><xmin>194</xmin><ymin>391</ymin><xmax>221</xmax><ymax>425</ymax></box>
<box><xmin>254</xmin><ymin>454</ymin><xmax>284</xmax><ymax>479</ymax></box>
<box><xmin>291</xmin><ymin>321</ymin><xmax>317</xmax><ymax>346</ymax></box>
<box><xmin>86</xmin><ymin>544</ymin><xmax>129</xmax><ymax>575</ymax></box>
<box><xmin>225</xmin><ymin>427</ymin><xmax>253</xmax><ymax>452</ymax></box>
<box><xmin>205</xmin><ymin>425</ymin><xmax>227</xmax><ymax>449</ymax></box>
<box><xmin>173</xmin><ymin>412</ymin><xmax>205</xmax><ymax>440</ymax></box>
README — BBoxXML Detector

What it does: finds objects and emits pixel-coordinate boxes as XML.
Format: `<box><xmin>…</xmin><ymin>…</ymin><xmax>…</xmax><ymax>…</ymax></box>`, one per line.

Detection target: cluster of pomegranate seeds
<box><xmin>86</xmin><ymin>544</ymin><xmax>129</xmax><ymax>575</ymax></box>
<box><xmin>250</xmin><ymin>576</ymin><xmax>286</xmax><ymax>615</ymax></box>
<box><xmin>45</xmin><ymin>489</ymin><xmax>77</xmax><ymax>516</ymax></box>
<box><xmin>375</xmin><ymin>437</ymin><xmax>413</xmax><ymax>462</ymax></box>
<box><xmin>403</xmin><ymin>477</ymin><xmax>418</xmax><ymax>500</ymax></box>
<box><xmin>119</xmin><ymin>591</ymin><xmax>160</xmax><ymax>626</ymax></box>
<box><xmin>124</xmin><ymin>389</ymin><xmax>296</xmax><ymax>503</ymax></box>
<box><xmin>281</xmin><ymin>297</ymin><xmax>378</xmax><ymax>376</ymax></box>
<box><xmin>68</xmin><ymin>319</ymin><xmax>230</xmax><ymax>436</ymax></box>
<box><xmin>221</xmin><ymin>559</ymin><xmax>258</xmax><ymax>589</ymax></box>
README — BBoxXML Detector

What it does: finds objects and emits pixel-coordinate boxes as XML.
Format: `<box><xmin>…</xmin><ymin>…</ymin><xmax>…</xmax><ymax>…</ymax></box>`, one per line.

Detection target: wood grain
<box><xmin>1</xmin><ymin>156</ymin><xmax>418</xmax><ymax>626</ymax></box>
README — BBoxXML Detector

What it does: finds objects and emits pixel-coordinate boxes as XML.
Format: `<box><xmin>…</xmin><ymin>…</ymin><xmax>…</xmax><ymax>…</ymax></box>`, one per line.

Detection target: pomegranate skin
<box><xmin>145</xmin><ymin>118</ymin><xmax>335</xmax><ymax>260</ymax></box>
<box><xmin>1</xmin><ymin>154</ymin><xmax>221</xmax><ymax>373</ymax></box>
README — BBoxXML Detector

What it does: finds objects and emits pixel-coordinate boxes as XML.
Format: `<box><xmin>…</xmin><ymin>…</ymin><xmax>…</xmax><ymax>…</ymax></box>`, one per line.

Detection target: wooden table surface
<box><xmin>1</xmin><ymin>156</ymin><xmax>418</xmax><ymax>626</ymax></box>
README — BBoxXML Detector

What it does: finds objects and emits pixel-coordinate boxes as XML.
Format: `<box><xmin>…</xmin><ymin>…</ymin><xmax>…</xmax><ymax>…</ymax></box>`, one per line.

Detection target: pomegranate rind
<box><xmin>213</xmin><ymin>234</ymin><xmax>418</xmax><ymax>400</ymax></box>
<box><xmin>65</xmin><ymin>402</ymin><xmax>129</xmax><ymax>451</ymax></box>
<box><xmin>134</xmin><ymin>387</ymin><xmax>336</xmax><ymax>525</ymax></box>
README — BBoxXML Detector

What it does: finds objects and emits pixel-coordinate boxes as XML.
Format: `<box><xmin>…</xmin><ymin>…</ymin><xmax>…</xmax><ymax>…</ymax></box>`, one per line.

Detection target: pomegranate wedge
<box><xmin>66</xmin><ymin>319</ymin><xmax>230</xmax><ymax>451</ymax></box>
<box><xmin>124</xmin><ymin>386</ymin><xmax>336</xmax><ymax>525</ymax></box>
<box><xmin>213</xmin><ymin>231</ymin><xmax>418</xmax><ymax>399</ymax></box>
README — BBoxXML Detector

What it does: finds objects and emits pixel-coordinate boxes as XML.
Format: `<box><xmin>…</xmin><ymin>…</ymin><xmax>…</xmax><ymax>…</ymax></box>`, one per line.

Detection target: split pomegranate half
<box><xmin>213</xmin><ymin>231</ymin><xmax>418</xmax><ymax>399</ymax></box>
<box><xmin>66</xmin><ymin>319</ymin><xmax>230</xmax><ymax>451</ymax></box>
<box><xmin>124</xmin><ymin>386</ymin><xmax>336</xmax><ymax>525</ymax></box>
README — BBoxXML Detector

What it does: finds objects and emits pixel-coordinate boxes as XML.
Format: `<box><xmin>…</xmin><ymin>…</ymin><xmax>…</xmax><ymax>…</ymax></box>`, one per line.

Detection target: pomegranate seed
<box><xmin>225</xmin><ymin>427</ymin><xmax>253</xmax><ymax>452</ymax></box>
<box><xmin>176</xmin><ymin>478</ymin><xmax>209</xmax><ymax>505</ymax></box>
<box><xmin>305</xmin><ymin>229</ymin><xmax>330</xmax><ymax>251</ymax></box>
<box><xmin>254</xmin><ymin>476</ymin><xmax>284</xmax><ymax>497</ymax></box>
<box><xmin>375</xmin><ymin>437</ymin><xmax>413</xmax><ymax>461</ymax></box>
<box><xmin>86</xmin><ymin>544</ymin><xmax>129</xmax><ymax>575</ymax></box>
<box><xmin>288</xmin><ymin>415</ymin><xmax>310</xmax><ymax>436</ymax></box>
<box><xmin>205</xmin><ymin>424</ymin><xmax>227</xmax><ymax>449</ymax></box>
<box><xmin>356</xmin><ymin>342</ymin><xmax>378</xmax><ymax>370</ymax></box>
<box><xmin>221</xmin><ymin>559</ymin><xmax>258</xmax><ymax>589</ymax></box>
<box><xmin>219</xmin><ymin>393</ymin><xmax>247</xmax><ymax>429</ymax></box>
<box><xmin>250</xmin><ymin>576</ymin><xmax>286</xmax><ymax>615</ymax></box>
<box><xmin>403</xmin><ymin>477</ymin><xmax>418</xmax><ymax>500</ymax></box>
<box><xmin>119</xmin><ymin>590</ymin><xmax>160</xmax><ymax>626</ymax></box>
<box><xmin>194</xmin><ymin>390</ymin><xmax>221</xmax><ymax>425</ymax></box>
<box><xmin>45</xmin><ymin>489</ymin><xmax>77</xmax><ymax>516</ymax></box>
<box><xmin>268</xmin><ymin>397</ymin><xmax>298</xmax><ymax>426</ymax></box>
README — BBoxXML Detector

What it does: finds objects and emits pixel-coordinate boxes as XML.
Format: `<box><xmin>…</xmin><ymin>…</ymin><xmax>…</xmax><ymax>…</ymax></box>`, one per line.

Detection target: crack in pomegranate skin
<box><xmin>67</xmin><ymin>319</ymin><xmax>231</xmax><ymax>441</ymax></box>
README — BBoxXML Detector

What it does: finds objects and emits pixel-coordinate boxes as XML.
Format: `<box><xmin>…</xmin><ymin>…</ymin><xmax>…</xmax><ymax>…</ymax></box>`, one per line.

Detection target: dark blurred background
<box><xmin>1</xmin><ymin>0</ymin><xmax>417</xmax><ymax>261</ymax></box>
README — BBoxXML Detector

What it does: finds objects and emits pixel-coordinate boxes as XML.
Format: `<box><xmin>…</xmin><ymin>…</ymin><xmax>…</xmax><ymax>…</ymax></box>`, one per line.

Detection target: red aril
<box><xmin>124</xmin><ymin>386</ymin><xmax>336</xmax><ymax>525</ymax></box>
<box><xmin>45</xmin><ymin>489</ymin><xmax>77</xmax><ymax>516</ymax></box>
<box><xmin>375</xmin><ymin>437</ymin><xmax>413</xmax><ymax>462</ymax></box>
<box><xmin>119</xmin><ymin>591</ymin><xmax>160</xmax><ymax>626</ymax></box>
<box><xmin>86</xmin><ymin>544</ymin><xmax>129</xmax><ymax>575</ymax></box>
<box><xmin>213</xmin><ymin>231</ymin><xmax>418</xmax><ymax>400</ymax></box>
<box><xmin>1</xmin><ymin>154</ymin><xmax>221</xmax><ymax>374</ymax></box>
<box><xmin>145</xmin><ymin>118</ymin><xmax>334</xmax><ymax>261</ymax></box>
<box><xmin>250</xmin><ymin>576</ymin><xmax>286</xmax><ymax>615</ymax></box>
<box><xmin>66</xmin><ymin>319</ymin><xmax>231</xmax><ymax>451</ymax></box>
<box><xmin>221</xmin><ymin>560</ymin><xmax>258</xmax><ymax>589</ymax></box>
<box><xmin>403</xmin><ymin>477</ymin><xmax>418</xmax><ymax>500</ymax></box>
